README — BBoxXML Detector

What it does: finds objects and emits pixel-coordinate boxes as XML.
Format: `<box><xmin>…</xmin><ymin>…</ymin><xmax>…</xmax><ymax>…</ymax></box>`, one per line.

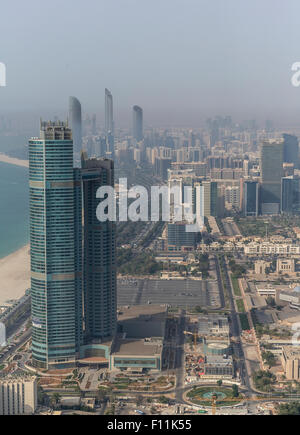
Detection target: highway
<box><xmin>215</xmin><ymin>254</ymin><xmax>252</xmax><ymax>393</ymax></box>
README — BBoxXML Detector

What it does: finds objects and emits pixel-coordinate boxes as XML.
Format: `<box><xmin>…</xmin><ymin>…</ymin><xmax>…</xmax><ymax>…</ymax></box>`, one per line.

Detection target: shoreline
<box><xmin>0</xmin><ymin>153</ymin><xmax>29</xmax><ymax>168</ymax></box>
<box><xmin>0</xmin><ymin>244</ymin><xmax>30</xmax><ymax>305</ymax></box>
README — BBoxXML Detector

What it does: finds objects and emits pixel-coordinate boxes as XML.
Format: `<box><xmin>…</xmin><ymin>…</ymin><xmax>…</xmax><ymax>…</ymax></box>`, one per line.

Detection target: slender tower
<box><xmin>105</xmin><ymin>89</ymin><xmax>114</xmax><ymax>158</ymax></box>
<box><xmin>29</xmin><ymin>120</ymin><xmax>82</xmax><ymax>369</ymax></box>
<box><xmin>81</xmin><ymin>153</ymin><xmax>117</xmax><ymax>342</ymax></box>
<box><xmin>132</xmin><ymin>105</ymin><xmax>143</xmax><ymax>142</ymax></box>
<box><xmin>69</xmin><ymin>96</ymin><xmax>82</xmax><ymax>154</ymax></box>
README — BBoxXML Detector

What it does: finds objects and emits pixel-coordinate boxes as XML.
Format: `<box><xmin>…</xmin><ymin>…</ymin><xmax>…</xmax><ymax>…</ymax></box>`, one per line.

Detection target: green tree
<box><xmin>231</xmin><ymin>384</ymin><xmax>239</xmax><ymax>398</ymax></box>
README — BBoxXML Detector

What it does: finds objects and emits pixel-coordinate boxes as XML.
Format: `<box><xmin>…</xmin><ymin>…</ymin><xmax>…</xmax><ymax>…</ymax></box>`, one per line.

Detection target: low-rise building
<box><xmin>198</xmin><ymin>314</ymin><xmax>229</xmax><ymax>338</ymax></box>
<box><xmin>0</xmin><ymin>376</ymin><xmax>37</xmax><ymax>415</ymax></box>
<box><xmin>110</xmin><ymin>305</ymin><xmax>167</xmax><ymax>372</ymax></box>
<box><xmin>254</xmin><ymin>260</ymin><xmax>271</xmax><ymax>275</ymax></box>
<box><xmin>276</xmin><ymin>259</ymin><xmax>295</xmax><ymax>274</ymax></box>
<box><xmin>244</xmin><ymin>243</ymin><xmax>300</xmax><ymax>256</ymax></box>
<box><xmin>281</xmin><ymin>346</ymin><xmax>300</xmax><ymax>380</ymax></box>
<box><xmin>203</xmin><ymin>355</ymin><xmax>234</xmax><ymax>378</ymax></box>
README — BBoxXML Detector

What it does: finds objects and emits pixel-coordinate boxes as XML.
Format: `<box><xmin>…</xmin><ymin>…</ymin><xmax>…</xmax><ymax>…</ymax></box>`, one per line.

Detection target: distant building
<box><xmin>0</xmin><ymin>377</ymin><xmax>37</xmax><ymax>415</ymax></box>
<box><xmin>283</xmin><ymin>134</ymin><xmax>299</xmax><ymax>169</ymax></box>
<box><xmin>105</xmin><ymin>88</ymin><xmax>114</xmax><ymax>158</ymax></box>
<box><xmin>260</xmin><ymin>140</ymin><xmax>284</xmax><ymax>214</ymax></box>
<box><xmin>167</xmin><ymin>223</ymin><xmax>198</xmax><ymax>251</ymax></box>
<box><xmin>132</xmin><ymin>105</ymin><xmax>143</xmax><ymax>142</ymax></box>
<box><xmin>225</xmin><ymin>185</ymin><xmax>240</xmax><ymax>209</ymax></box>
<box><xmin>244</xmin><ymin>242</ymin><xmax>300</xmax><ymax>256</ymax></box>
<box><xmin>69</xmin><ymin>97</ymin><xmax>82</xmax><ymax>154</ymax></box>
<box><xmin>155</xmin><ymin>157</ymin><xmax>172</xmax><ymax>180</ymax></box>
<box><xmin>281</xmin><ymin>177</ymin><xmax>300</xmax><ymax>213</ymax></box>
<box><xmin>243</xmin><ymin>180</ymin><xmax>259</xmax><ymax>217</ymax></box>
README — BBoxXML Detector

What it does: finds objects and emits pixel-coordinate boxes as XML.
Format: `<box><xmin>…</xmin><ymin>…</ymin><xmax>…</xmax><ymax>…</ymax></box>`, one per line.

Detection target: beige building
<box><xmin>281</xmin><ymin>346</ymin><xmax>300</xmax><ymax>380</ymax></box>
<box><xmin>254</xmin><ymin>260</ymin><xmax>271</xmax><ymax>275</ymax></box>
<box><xmin>0</xmin><ymin>376</ymin><xmax>37</xmax><ymax>415</ymax></box>
<box><xmin>277</xmin><ymin>259</ymin><xmax>295</xmax><ymax>274</ymax></box>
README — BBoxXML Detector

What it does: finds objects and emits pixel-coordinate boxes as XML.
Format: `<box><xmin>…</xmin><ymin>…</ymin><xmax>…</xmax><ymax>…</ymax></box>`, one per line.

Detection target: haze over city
<box><xmin>1</xmin><ymin>0</ymin><xmax>300</xmax><ymax>127</ymax></box>
<box><xmin>2</xmin><ymin>0</ymin><xmax>300</xmax><ymax>421</ymax></box>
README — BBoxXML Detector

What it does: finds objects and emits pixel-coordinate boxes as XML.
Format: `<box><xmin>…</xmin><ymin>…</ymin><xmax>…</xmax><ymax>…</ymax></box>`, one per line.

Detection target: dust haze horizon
<box><xmin>1</xmin><ymin>0</ymin><xmax>300</xmax><ymax>127</ymax></box>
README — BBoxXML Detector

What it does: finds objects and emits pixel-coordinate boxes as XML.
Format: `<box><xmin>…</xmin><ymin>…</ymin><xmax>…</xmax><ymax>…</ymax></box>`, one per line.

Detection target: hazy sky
<box><xmin>1</xmin><ymin>0</ymin><xmax>300</xmax><ymax>126</ymax></box>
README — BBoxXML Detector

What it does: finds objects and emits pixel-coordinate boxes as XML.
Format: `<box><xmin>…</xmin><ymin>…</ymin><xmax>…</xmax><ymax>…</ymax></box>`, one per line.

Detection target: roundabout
<box><xmin>186</xmin><ymin>386</ymin><xmax>242</xmax><ymax>407</ymax></box>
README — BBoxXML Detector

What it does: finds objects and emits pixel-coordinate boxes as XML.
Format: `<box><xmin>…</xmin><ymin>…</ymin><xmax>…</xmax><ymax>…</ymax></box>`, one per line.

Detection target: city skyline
<box><xmin>1</xmin><ymin>0</ymin><xmax>300</xmax><ymax>126</ymax></box>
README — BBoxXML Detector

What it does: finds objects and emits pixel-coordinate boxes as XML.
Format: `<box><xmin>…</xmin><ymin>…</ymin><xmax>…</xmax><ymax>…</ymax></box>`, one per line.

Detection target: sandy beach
<box><xmin>0</xmin><ymin>245</ymin><xmax>30</xmax><ymax>305</ymax></box>
<box><xmin>0</xmin><ymin>153</ymin><xmax>29</xmax><ymax>168</ymax></box>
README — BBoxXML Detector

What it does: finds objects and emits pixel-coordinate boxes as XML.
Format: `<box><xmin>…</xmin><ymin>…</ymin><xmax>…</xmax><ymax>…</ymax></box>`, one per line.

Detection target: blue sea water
<box><xmin>0</xmin><ymin>162</ymin><xmax>29</xmax><ymax>259</ymax></box>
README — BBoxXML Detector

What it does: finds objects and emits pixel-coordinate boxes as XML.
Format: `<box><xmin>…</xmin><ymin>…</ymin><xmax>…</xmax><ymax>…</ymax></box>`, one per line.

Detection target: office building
<box><xmin>29</xmin><ymin>121</ymin><xmax>81</xmax><ymax>369</ymax></box>
<box><xmin>105</xmin><ymin>88</ymin><xmax>114</xmax><ymax>158</ymax></box>
<box><xmin>167</xmin><ymin>223</ymin><xmax>198</xmax><ymax>251</ymax></box>
<box><xmin>243</xmin><ymin>180</ymin><xmax>259</xmax><ymax>217</ymax></box>
<box><xmin>283</xmin><ymin>134</ymin><xmax>299</xmax><ymax>169</ymax></box>
<box><xmin>81</xmin><ymin>154</ymin><xmax>117</xmax><ymax>343</ymax></box>
<box><xmin>69</xmin><ymin>97</ymin><xmax>82</xmax><ymax>154</ymax></box>
<box><xmin>281</xmin><ymin>177</ymin><xmax>300</xmax><ymax>213</ymax></box>
<box><xmin>260</xmin><ymin>140</ymin><xmax>284</xmax><ymax>214</ymax></box>
<box><xmin>105</xmin><ymin>88</ymin><xmax>114</xmax><ymax>136</ymax></box>
<box><xmin>281</xmin><ymin>346</ymin><xmax>300</xmax><ymax>380</ymax></box>
<box><xmin>155</xmin><ymin>157</ymin><xmax>172</xmax><ymax>180</ymax></box>
<box><xmin>132</xmin><ymin>105</ymin><xmax>143</xmax><ymax>142</ymax></box>
<box><xmin>29</xmin><ymin>121</ymin><xmax>116</xmax><ymax>369</ymax></box>
<box><xmin>0</xmin><ymin>377</ymin><xmax>37</xmax><ymax>415</ymax></box>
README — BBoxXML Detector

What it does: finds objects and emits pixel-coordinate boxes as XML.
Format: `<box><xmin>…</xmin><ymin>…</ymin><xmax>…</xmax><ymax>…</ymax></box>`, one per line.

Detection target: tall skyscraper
<box><xmin>81</xmin><ymin>153</ymin><xmax>117</xmax><ymax>342</ymax></box>
<box><xmin>283</xmin><ymin>134</ymin><xmax>299</xmax><ymax>169</ymax></box>
<box><xmin>29</xmin><ymin>121</ymin><xmax>81</xmax><ymax>369</ymax></box>
<box><xmin>243</xmin><ymin>180</ymin><xmax>259</xmax><ymax>217</ymax></box>
<box><xmin>260</xmin><ymin>140</ymin><xmax>284</xmax><ymax>215</ymax></box>
<box><xmin>69</xmin><ymin>97</ymin><xmax>82</xmax><ymax>154</ymax></box>
<box><xmin>105</xmin><ymin>89</ymin><xmax>114</xmax><ymax>158</ymax></box>
<box><xmin>29</xmin><ymin>120</ymin><xmax>116</xmax><ymax>369</ymax></box>
<box><xmin>132</xmin><ymin>105</ymin><xmax>143</xmax><ymax>142</ymax></box>
<box><xmin>105</xmin><ymin>88</ymin><xmax>114</xmax><ymax>136</ymax></box>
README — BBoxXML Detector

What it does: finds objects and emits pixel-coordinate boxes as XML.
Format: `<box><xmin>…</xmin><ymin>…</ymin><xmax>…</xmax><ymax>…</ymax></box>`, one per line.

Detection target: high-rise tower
<box><xmin>81</xmin><ymin>153</ymin><xmax>117</xmax><ymax>342</ymax></box>
<box><xmin>260</xmin><ymin>140</ymin><xmax>284</xmax><ymax>214</ymax></box>
<box><xmin>104</xmin><ymin>89</ymin><xmax>114</xmax><ymax>159</ymax></box>
<box><xmin>29</xmin><ymin>121</ymin><xmax>82</xmax><ymax>369</ymax></box>
<box><xmin>69</xmin><ymin>97</ymin><xmax>82</xmax><ymax>154</ymax></box>
<box><xmin>132</xmin><ymin>105</ymin><xmax>143</xmax><ymax>142</ymax></box>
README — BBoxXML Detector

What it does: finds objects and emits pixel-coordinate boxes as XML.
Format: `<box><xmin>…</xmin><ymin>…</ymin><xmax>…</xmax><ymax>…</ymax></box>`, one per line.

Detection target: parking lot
<box><xmin>117</xmin><ymin>279</ymin><xmax>221</xmax><ymax>308</ymax></box>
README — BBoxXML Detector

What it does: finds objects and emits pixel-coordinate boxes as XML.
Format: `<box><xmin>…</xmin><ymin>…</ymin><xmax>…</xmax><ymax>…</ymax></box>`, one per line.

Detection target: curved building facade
<box><xmin>29</xmin><ymin>121</ymin><xmax>82</xmax><ymax>369</ymax></box>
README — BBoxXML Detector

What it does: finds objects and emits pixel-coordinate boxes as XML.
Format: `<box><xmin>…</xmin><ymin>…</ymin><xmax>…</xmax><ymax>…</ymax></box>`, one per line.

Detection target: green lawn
<box><xmin>239</xmin><ymin>313</ymin><xmax>250</xmax><ymax>330</ymax></box>
<box><xmin>236</xmin><ymin>299</ymin><xmax>246</xmax><ymax>313</ymax></box>
<box><xmin>231</xmin><ymin>276</ymin><xmax>241</xmax><ymax>296</ymax></box>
